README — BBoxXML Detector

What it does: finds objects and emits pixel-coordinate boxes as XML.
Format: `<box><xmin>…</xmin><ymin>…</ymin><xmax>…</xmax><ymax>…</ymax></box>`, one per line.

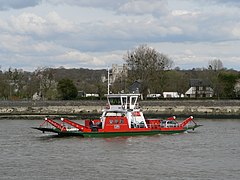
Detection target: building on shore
<box><xmin>185</xmin><ymin>79</ymin><xmax>214</xmax><ymax>98</ymax></box>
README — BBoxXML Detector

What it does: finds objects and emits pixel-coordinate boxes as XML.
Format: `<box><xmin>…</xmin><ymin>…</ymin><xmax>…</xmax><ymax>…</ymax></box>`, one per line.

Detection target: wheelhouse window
<box><xmin>131</xmin><ymin>97</ymin><xmax>137</xmax><ymax>105</ymax></box>
<box><xmin>109</xmin><ymin>97</ymin><xmax>121</xmax><ymax>105</ymax></box>
<box><xmin>121</xmin><ymin>96</ymin><xmax>127</xmax><ymax>108</ymax></box>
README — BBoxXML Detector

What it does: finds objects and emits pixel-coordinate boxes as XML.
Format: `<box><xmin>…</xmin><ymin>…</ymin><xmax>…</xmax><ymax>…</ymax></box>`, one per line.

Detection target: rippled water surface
<box><xmin>0</xmin><ymin>119</ymin><xmax>240</xmax><ymax>180</ymax></box>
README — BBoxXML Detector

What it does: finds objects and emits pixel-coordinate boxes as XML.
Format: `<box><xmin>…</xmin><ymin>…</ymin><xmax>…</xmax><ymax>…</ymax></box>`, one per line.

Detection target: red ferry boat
<box><xmin>32</xmin><ymin>94</ymin><xmax>202</xmax><ymax>137</ymax></box>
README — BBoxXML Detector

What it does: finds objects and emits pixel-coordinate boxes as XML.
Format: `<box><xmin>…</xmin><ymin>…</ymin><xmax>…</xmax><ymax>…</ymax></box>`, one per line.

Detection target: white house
<box><xmin>234</xmin><ymin>79</ymin><xmax>240</xmax><ymax>97</ymax></box>
<box><xmin>163</xmin><ymin>92</ymin><xmax>180</xmax><ymax>98</ymax></box>
<box><xmin>147</xmin><ymin>94</ymin><xmax>161</xmax><ymax>98</ymax></box>
<box><xmin>32</xmin><ymin>92</ymin><xmax>41</xmax><ymax>100</ymax></box>
<box><xmin>85</xmin><ymin>93</ymin><xmax>99</xmax><ymax>97</ymax></box>
<box><xmin>185</xmin><ymin>79</ymin><xmax>214</xmax><ymax>98</ymax></box>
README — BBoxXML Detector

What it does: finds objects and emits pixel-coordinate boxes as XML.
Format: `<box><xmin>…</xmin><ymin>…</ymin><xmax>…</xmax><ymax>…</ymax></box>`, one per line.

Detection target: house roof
<box><xmin>189</xmin><ymin>79</ymin><xmax>211</xmax><ymax>87</ymax></box>
<box><xmin>128</xmin><ymin>80</ymin><xmax>141</xmax><ymax>93</ymax></box>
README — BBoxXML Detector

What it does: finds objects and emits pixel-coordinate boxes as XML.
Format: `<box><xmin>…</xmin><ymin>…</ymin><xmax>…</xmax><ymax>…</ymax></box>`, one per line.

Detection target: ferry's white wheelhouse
<box><xmin>101</xmin><ymin>94</ymin><xmax>147</xmax><ymax>128</ymax></box>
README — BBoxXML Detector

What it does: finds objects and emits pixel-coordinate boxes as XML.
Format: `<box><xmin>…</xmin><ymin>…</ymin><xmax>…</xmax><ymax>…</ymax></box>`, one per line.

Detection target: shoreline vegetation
<box><xmin>0</xmin><ymin>99</ymin><xmax>239</xmax><ymax>120</ymax></box>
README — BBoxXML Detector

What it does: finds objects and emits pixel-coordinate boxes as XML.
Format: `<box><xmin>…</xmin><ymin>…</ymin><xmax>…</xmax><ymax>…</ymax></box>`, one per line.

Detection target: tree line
<box><xmin>113</xmin><ymin>45</ymin><xmax>240</xmax><ymax>99</ymax></box>
<box><xmin>0</xmin><ymin>45</ymin><xmax>239</xmax><ymax>100</ymax></box>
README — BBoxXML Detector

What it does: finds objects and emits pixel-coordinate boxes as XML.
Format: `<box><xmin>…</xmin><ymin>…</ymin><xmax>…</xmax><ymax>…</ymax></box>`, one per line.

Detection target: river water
<box><xmin>0</xmin><ymin>119</ymin><xmax>239</xmax><ymax>180</ymax></box>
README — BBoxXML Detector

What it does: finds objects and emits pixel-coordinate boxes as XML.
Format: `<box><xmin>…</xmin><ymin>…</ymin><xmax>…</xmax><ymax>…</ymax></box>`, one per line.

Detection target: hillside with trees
<box><xmin>0</xmin><ymin>66</ymin><xmax>239</xmax><ymax>100</ymax></box>
<box><xmin>0</xmin><ymin>45</ymin><xmax>239</xmax><ymax>100</ymax></box>
<box><xmin>0</xmin><ymin>67</ymin><xmax>107</xmax><ymax>100</ymax></box>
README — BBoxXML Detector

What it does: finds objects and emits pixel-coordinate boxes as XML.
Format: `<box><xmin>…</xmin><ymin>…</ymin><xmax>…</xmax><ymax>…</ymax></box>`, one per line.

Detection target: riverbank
<box><xmin>0</xmin><ymin>99</ymin><xmax>239</xmax><ymax>119</ymax></box>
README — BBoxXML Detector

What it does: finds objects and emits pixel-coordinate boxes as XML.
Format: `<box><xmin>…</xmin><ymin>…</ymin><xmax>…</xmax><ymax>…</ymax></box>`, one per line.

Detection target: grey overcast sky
<box><xmin>0</xmin><ymin>0</ymin><xmax>240</xmax><ymax>71</ymax></box>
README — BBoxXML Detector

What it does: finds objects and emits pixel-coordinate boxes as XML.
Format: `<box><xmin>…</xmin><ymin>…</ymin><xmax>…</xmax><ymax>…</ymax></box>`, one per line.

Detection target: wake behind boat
<box><xmin>32</xmin><ymin>94</ymin><xmax>202</xmax><ymax>137</ymax></box>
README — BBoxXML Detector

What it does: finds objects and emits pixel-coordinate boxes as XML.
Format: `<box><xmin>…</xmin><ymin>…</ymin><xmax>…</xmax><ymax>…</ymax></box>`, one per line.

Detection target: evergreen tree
<box><xmin>57</xmin><ymin>78</ymin><xmax>78</xmax><ymax>100</ymax></box>
<box><xmin>218</xmin><ymin>72</ymin><xmax>240</xmax><ymax>98</ymax></box>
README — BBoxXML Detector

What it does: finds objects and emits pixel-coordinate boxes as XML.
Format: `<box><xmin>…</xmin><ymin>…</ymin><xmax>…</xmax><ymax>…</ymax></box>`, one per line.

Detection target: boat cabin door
<box><xmin>121</xmin><ymin>96</ymin><xmax>127</xmax><ymax>109</ymax></box>
<box><xmin>122</xmin><ymin>95</ymin><xmax>138</xmax><ymax>110</ymax></box>
<box><xmin>129</xmin><ymin>96</ymin><xmax>137</xmax><ymax>110</ymax></box>
<box><xmin>120</xmin><ymin>95</ymin><xmax>138</xmax><ymax>110</ymax></box>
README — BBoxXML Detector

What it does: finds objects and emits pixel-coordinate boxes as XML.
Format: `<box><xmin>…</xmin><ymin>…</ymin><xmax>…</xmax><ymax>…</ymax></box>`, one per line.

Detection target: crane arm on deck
<box><xmin>61</xmin><ymin>118</ymin><xmax>91</xmax><ymax>132</ymax></box>
<box><xmin>180</xmin><ymin>116</ymin><xmax>195</xmax><ymax>127</ymax></box>
<box><xmin>43</xmin><ymin>118</ymin><xmax>67</xmax><ymax>131</ymax></box>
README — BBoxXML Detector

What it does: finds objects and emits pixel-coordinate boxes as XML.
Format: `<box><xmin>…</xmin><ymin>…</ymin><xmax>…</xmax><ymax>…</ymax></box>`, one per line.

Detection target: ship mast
<box><xmin>107</xmin><ymin>67</ymin><xmax>110</xmax><ymax>95</ymax></box>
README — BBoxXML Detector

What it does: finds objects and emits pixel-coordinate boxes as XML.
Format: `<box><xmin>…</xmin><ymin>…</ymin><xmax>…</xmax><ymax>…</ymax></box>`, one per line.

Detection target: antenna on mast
<box><xmin>107</xmin><ymin>67</ymin><xmax>110</xmax><ymax>95</ymax></box>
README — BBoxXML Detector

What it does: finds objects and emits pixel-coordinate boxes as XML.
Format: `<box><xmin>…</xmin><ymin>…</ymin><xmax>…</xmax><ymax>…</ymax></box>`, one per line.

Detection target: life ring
<box><xmin>106</xmin><ymin>103</ymin><xmax>110</xmax><ymax>109</ymax></box>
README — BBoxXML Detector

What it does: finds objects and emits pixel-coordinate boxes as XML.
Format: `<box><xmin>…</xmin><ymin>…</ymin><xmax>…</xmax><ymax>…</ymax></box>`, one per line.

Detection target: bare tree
<box><xmin>34</xmin><ymin>67</ymin><xmax>57</xmax><ymax>100</ymax></box>
<box><xmin>208</xmin><ymin>59</ymin><xmax>223</xmax><ymax>71</ymax></box>
<box><xmin>123</xmin><ymin>44</ymin><xmax>173</xmax><ymax>97</ymax></box>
